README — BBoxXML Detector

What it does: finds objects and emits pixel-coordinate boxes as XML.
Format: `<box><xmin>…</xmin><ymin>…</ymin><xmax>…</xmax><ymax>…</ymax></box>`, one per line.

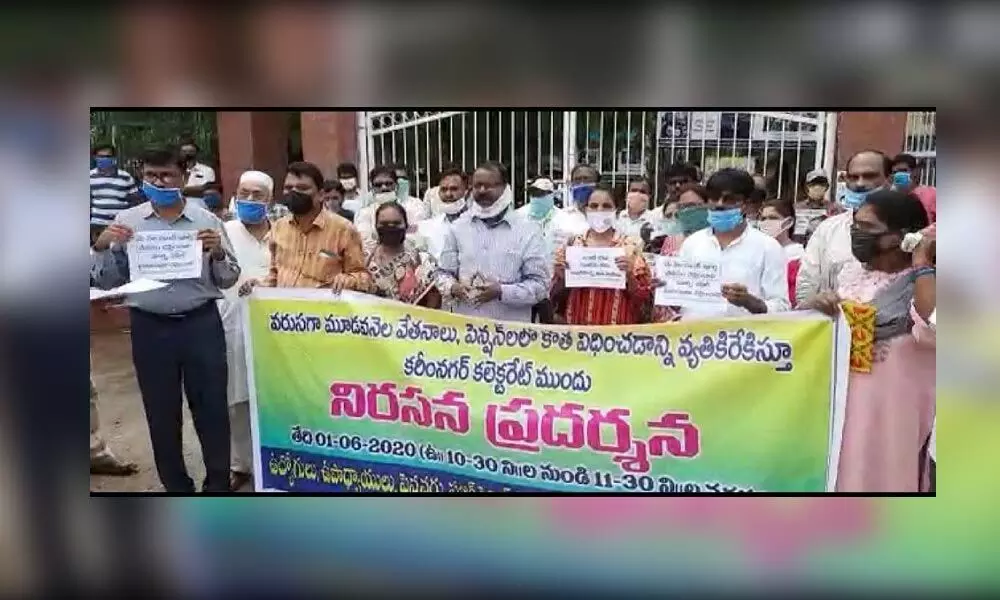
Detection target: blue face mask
<box><xmin>141</xmin><ymin>181</ymin><xmax>181</xmax><ymax>207</ymax></box>
<box><xmin>571</xmin><ymin>183</ymin><xmax>596</xmax><ymax>206</ymax></box>
<box><xmin>528</xmin><ymin>194</ymin><xmax>555</xmax><ymax>219</ymax></box>
<box><xmin>94</xmin><ymin>156</ymin><xmax>116</xmax><ymax>170</ymax></box>
<box><xmin>840</xmin><ymin>188</ymin><xmax>871</xmax><ymax>211</ymax></box>
<box><xmin>202</xmin><ymin>192</ymin><xmax>222</xmax><ymax>210</ymax></box>
<box><xmin>892</xmin><ymin>171</ymin><xmax>912</xmax><ymax>188</ymax></box>
<box><xmin>707</xmin><ymin>207</ymin><xmax>744</xmax><ymax>233</ymax></box>
<box><xmin>236</xmin><ymin>199</ymin><xmax>268</xmax><ymax>224</ymax></box>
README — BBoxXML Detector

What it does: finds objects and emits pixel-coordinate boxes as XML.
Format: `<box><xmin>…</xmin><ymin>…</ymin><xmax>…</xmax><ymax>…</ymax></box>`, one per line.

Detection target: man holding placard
<box><xmin>659</xmin><ymin>168</ymin><xmax>789</xmax><ymax>319</ymax></box>
<box><xmin>91</xmin><ymin>146</ymin><xmax>240</xmax><ymax>493</ymax></box>
<box><xmin>551</xmin><ymin>184</ymin><xmax>651</xmax><ymax>325</ymax></box>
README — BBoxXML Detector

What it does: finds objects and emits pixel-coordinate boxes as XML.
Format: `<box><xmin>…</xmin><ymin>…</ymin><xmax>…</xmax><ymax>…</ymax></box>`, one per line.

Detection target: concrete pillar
<box><xmin>216</xmin><ymin>111</ymin><xmax>290</xmax><ymax>197</ymax></box>
<box><xmin>835</xmin><ymin>111</ymin><xmax>908</xmax><ymax>169</ymax></box>
<box><xmin>300</xmin><ymin>111</ymin><xmax>359</xmax><ymax>178</ymax></box>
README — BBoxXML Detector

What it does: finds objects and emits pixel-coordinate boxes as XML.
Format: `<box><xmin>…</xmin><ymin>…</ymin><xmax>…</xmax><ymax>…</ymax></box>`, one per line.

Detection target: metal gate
<box><xmin>358</xmin><ymin>111</ymin><xmax>833</xmax><ymax>206</ymax></box>
<box><xmin>904</xmin><ymin>111</ymin><xmax>936</xmax><ymax>186</ymax></box>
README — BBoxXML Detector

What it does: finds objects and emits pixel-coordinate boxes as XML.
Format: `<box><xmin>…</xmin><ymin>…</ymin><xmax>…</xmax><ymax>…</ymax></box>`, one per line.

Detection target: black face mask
<box><xmin>376</xmin><ymin>225</ymin><xmax>406</xmax><ymax>247</ymax></box>
<box><xmin>850</xmin><ymin>225</ymin><xmax>890</xmax><ymax>264</ymax></box>
<box><xmin>283</xmin><ymin>191</ymin><xmax>315</xmax><ymax>215</ymax></box>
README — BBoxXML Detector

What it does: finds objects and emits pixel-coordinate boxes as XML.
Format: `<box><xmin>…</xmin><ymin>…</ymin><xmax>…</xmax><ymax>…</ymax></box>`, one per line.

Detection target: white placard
<box><xmin>90</xmin><ymin>279</ymin><xmax>168</xmax><ymax>302</ymax></box>
<box><xmin>565</xmin><ymin>246</ymin><xmax>627</xmax><ymax>290</ymax></box>
<box><xmin>654</xmin><ymin>256</ymin><xmax>724</xmax><ymax>307</ymax></box>
<box><xmin>127</xmin><ymin>230</ymin><xmax>203</xmax><ymax>281</ymax></box>
<box><xmin>794</xmin><ymin>208</ymin><xmax>827</xmax><ymax>236</ymax></box>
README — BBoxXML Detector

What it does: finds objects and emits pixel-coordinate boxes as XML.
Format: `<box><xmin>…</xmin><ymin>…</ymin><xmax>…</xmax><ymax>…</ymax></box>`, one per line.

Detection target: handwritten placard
<box><xmin>654</xmin><ymin>256</ymin><xmax>724</xmax><ymax>307</ymax></box>
<box><xmin>565</xmin><ymin>246</ymin><xmax>626</xmax><ymax>290</ymax></box>
<box><xmin>794</xmin><ymin>208</ymin><xmax>827</xmax><ymax>236</ymax></box>
<box><xmin>127</xmin><ymin>230</ymin><xmax>203</xmax><ymax>281</ymax></box>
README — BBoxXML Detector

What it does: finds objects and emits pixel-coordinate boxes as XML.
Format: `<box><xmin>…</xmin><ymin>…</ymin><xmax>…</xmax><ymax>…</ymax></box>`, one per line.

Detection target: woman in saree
<box><xmin>362</xmin><ymin>201</ymin><xmax>442</xmax><ymax>308</ymax></box>
<box><xmin>551</xmin><ymin>185</ymin><xmax>652</xmax><ymax>325</ymax></box>
<box><xmin>799</xmin><ymin>189</ymin><xmax>935</xmax><ymax>492</ymax></box>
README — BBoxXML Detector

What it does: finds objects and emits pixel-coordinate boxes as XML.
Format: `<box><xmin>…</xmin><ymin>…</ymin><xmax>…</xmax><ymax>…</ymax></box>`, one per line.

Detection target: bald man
<box><xmin>797</xmin><ymin>150</ymin><xmax>892</xmax><ymax>304</ymax></box>
<box><xmin>220</xmin><ymin>170</ymin><xmax>275</xmax><ymax>490</ymax></box>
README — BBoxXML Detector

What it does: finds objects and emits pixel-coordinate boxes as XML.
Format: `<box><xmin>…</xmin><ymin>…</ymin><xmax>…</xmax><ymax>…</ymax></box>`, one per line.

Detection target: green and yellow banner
<box><xmin>246</xmin><ymin>288</ymin><xmax>846</xmax><ymax>493</ymax></box>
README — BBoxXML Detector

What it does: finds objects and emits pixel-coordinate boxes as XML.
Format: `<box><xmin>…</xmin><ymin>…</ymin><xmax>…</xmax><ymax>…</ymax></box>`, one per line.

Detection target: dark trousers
<box><xmin>130</xmin><ymin>303</ymin><xmax>230</xmax><ymax>492</ymax></box>
<box><xmin>531</xmin><ymin>300</ymin><xmax>553</xmax><ymax>324</ymax></box>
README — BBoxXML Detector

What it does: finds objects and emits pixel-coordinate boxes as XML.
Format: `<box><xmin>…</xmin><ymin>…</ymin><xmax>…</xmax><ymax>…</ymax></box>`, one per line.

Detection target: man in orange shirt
<box><xmin>244</xmin><ymin>161</ymin><xmax>372</xmax><ymax>293</ymax></box>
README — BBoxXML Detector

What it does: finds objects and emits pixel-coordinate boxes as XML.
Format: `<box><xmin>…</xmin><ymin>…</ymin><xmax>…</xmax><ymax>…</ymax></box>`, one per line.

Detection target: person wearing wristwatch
<box><xmin>798</xmin><ymin>189</ymin><xmax>935</xmax><ymax>492</ymax></box>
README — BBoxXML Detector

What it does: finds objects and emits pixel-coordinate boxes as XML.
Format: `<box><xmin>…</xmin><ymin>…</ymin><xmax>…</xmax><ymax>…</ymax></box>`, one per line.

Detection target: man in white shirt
<box><xmin>796</xmin><ymin>150</ymin><xmax>892</xmax><ymax>305</ymax></box>
<box><xmin>179</xmin><ymin>137</ymin><xmax>216</xmax><ymax>210</ymax></box>
<box><xmin>516</xmin><ymin>176</ymin><xmax>587</xmax><ymax>323</ymax></box>
<box><xmin>563</xmin><ymin>163</ymin><xmax>600</xmax><ymax>228</ymax></box>
<box><xmin>617</xmin><ymin>177</ymin><xmax>656</xmax><ymax>242</ymax></box>
<box><xmin>676</xmin><ymin>168</ymin><xmax>789</xmax><ymax>319</ymax></box>
<box><xmin>219</xmin><ymin>170</ymin><xmax>275</xmax><ymax>490</ymax></box>
<box><xmin>336</xmin><ymin>162</ymin><xmax>363</xmax><ymax>214</ymax></box>
<box><xmin>354</xmin><ymin>164</ymin><xmax>429</xmax><ymax>240</ymax></box>
<box><xmin>417</xmin><ymin>166</ymin><xmax>469</xmax><ymax>262</ymax></box>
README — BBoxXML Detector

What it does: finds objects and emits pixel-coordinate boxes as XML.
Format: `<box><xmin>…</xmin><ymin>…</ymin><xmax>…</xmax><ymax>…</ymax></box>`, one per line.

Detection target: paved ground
<box><xmin>90</xmin><ymin>330</ymin><xmax>251</xmax><ymax>493</ymax></box>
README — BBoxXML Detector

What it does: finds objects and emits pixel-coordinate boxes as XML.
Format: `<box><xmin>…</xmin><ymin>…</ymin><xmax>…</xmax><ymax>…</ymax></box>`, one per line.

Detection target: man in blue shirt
<box><xmin>91</xmin><ymin>146</ymin><xmax>240</xmax><ymax>493</ymax></box>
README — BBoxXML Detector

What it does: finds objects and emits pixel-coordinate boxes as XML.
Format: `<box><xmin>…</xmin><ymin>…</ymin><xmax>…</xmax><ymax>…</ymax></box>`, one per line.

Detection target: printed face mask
<box><xmin>587</xmin><ymin>210</ymin><xmax>615</xmax><ymax>233</ymax></box>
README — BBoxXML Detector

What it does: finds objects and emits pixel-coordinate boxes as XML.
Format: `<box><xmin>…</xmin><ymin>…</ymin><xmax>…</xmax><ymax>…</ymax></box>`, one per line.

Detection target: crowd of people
<box><xmin>89</xmin><ymin>140</ymin><xmax>937</xmax><ymax>494</ymax></box>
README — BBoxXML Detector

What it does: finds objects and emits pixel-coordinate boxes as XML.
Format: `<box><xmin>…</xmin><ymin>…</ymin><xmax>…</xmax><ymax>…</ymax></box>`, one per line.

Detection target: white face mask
<box><xmin>757</xmin><ymin>218</ymin><xmax>791</xmax><ymax>238</ymax></box>
<box><xmin>587</xmin><ymin>210</ymin><xmax>616</xmax><ymax>233</ymax></box>
<box><xmin>340</xmin><ymin>177</ymin><xmax>357</xmax><ymax>191</ymax></box>
<box><xmin>440</xmin><ymin>197</ymin><xmax>466</xmax><ymax>215</ymax></box>
<box><xmin>469</xmin><ymin>185</ymin><xmax>513</xmax><ymax>220</ymax></box>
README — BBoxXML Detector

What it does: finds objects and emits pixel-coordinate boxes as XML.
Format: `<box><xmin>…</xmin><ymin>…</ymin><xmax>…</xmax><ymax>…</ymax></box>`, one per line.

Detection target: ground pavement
<box><xmin>89</xmin><ymin>329</ymin><xmax>253</xmax><ymax>493</ymax></box>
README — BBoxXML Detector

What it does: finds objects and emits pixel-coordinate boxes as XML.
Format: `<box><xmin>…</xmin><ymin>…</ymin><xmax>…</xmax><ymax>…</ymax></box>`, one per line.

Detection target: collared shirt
<box><xmin>796</xmin><ymin>211</ymin><xmax>855</xmax><ymax>304</ymax></box>
<box><xmin>354</xmin><ymin>196</ymin><xmax>430</xmax><ymax>241</ymax></box>
<box><xmin>438</xmin><ymin>208</ymin><xmax>549</xmax><ymax>323</ymax></box>
<box><xmin>677</xmin><ymin>225</ymin><xmax>790</xmax><ymax>319</ymax></box>
<box><xmin>90</xmin><ymin>200</ymin><xmax>241</xmax><ymax>315</ymax></box>
<box><xmin>515</xmin><ymin>204</ymin><xmax>589</xmax><ymax>268</ymax></box>
<box><xmin>90</xmin><ymin>167</ymin><xmax>138</xmax><ymax>227</ymax></box>
<box><xmin>262</xmin><ymin>209</ymin><xmax>371</xmax><ymax>291</ymax></box>
<box><xmin>617</xmin><ymin>208</ymin><xmax>656</xmax><ymax>242</ymax></box>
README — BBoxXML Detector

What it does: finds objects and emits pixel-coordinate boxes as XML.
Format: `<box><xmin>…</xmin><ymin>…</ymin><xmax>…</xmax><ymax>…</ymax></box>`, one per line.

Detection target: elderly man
<box><xmin>243</xmin><ymin>161</ymin><xmax>371</xmax><ymax>294</ymax></box>
<box><xmin>438</xmin><ymin>161</ymin><xmax>548</xmax><ymax>322</ymax></box>
<box><xmin>219</xmin><ymin>170</ymin><xmax>275</xmax><ymax>490</ymax></box>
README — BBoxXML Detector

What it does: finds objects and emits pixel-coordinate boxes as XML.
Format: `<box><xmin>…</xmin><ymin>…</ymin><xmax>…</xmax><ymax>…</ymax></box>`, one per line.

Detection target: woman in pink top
<box><xmin>799</xmin><ymin>189</ymin><xmax>935</xmax><ymax>492</ymax></box>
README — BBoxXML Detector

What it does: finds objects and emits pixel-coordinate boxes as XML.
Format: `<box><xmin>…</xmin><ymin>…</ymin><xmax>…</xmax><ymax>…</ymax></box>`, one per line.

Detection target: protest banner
<box><xmin>246</xmin><ymin>288</ymin><xmax>847</xmax><ymax>493</ymax></box>
<box><xmin>565</xmin><ymin>246</ymin><xmax>627</xmax><ymax>290</ymax></box>
<box><xmin>126</xmin><ymin>230</ymin><xmax>202</xmax><ymax>281</ymax></box>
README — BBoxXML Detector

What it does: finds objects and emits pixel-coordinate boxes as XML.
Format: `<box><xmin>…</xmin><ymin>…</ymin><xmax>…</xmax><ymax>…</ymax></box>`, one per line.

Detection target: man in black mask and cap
<box><xmin>242</xmin><ymin>161</ymin><xmax>372</xmax><ymax>296</ymax></box>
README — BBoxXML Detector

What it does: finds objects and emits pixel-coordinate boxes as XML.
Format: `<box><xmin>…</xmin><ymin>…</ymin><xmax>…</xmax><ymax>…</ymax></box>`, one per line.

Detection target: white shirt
<box><xmin>796</xmin><ymin>211</ymin><xmax>854</xmax><ymax>304</ymax></box>
<box><xmin>354</xmin><ymin>196</ymin><xmax>429</xmax><ymax>241</ymax></box>
<box><xmin>416</xmin><ymin>213</ymin><xmax>454</xmax><ymax>262</ymax></box>
<box><xmin>186</xmin><ymin>162</ymin><xmax>216</xmax><ymax>188</ymax></box>
<box><xmin>783</xmin><ymin>242</ymin><xmax>805</xmax><ymax>262</ymax></box>
<box><xmin>516</xmin><ymin>205</ymin><xmax>589</xmax><ymax>267</ymax></box>
<box><xmin>677</xmin><ymin>225</ymin><xmax>791</xmax><ymax>319</ymax></box>
<box><xmin>929</xmin><ymin>418</ymin><xmax>936</xmax><ymax>462</ymax></box>
<box><xmin>218</xmin><ymin>220</ymin><xmax>271</xmax><ymax>407</ymax></box>
<box><xmin>617</xmin><ymin>208</ymin><xmax>656</xmax><ymax>242</ymax></box>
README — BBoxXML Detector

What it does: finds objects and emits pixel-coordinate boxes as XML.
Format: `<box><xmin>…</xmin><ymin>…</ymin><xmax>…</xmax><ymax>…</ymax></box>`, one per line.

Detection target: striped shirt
<box><xmin>90</xmin><ymin>167</ymin><xmax>138</xmax><ymax>227</ymax></box>
<box><xmin>438</xmin><ymin>208</ymin><xmax>549</xmax><ymax>323</ymax></box>
<box><xmin>261</xmin><ymin>209</ymin><xmax>372</xmax><ymax>291</ymax></box>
